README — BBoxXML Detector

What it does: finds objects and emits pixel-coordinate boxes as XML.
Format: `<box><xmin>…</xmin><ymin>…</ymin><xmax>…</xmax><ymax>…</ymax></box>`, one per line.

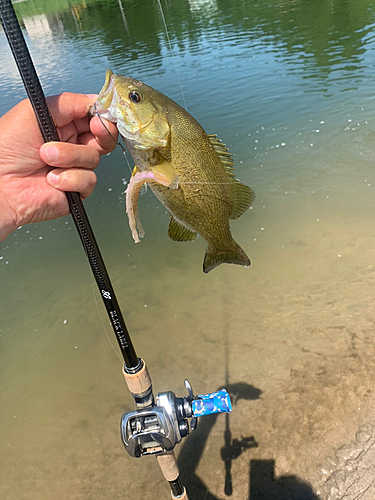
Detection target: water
<box><xmin>1</xmin><ymin>0</ymin><xmax>375</xmax><ymax>498</ymax></box>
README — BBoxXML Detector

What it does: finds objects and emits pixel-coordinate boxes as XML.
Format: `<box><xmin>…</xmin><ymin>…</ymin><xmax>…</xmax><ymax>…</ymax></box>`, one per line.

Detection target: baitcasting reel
<box><xmin>121</xmin><ymin>380</ymin><xmax>232</xmax><ymax>458</ymax></box>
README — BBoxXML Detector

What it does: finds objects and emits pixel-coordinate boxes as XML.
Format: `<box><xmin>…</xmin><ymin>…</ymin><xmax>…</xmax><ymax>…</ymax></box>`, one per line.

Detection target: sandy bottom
<box><xmin>1</xmin><ymin>184</ymin><xmax>375</xmax><ymax>500</ymax></box>
<box><xmin>1</xmin><ymin>112</ymin><xmax>375</xmax><ymax>500</ymax></box>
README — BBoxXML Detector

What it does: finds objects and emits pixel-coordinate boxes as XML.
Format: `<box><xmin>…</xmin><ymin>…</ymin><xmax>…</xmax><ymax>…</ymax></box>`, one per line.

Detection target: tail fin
<box><xmin>203</xmin><ymin>241</ymin><xmax>250</xmax><ymax>273</ymax></box>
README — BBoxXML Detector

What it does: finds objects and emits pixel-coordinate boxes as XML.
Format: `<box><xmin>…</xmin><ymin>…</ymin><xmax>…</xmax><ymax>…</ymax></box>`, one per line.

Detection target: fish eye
<box><xmin>129</xmin><ymin>91</ymin><xmax>142</xmax><ymax>103</ymax></box>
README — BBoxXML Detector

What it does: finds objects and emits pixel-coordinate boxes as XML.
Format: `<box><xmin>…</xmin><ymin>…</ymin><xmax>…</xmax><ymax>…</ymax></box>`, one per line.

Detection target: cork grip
<box><xmin>156</xmin><ymin>451</ymin><xmax>179</xmax><ymax>481</ymax></box>
<box><xmin>122</xmin><ymin>360</ymin><xmax>152</xmax><ymax>395</ymax></box>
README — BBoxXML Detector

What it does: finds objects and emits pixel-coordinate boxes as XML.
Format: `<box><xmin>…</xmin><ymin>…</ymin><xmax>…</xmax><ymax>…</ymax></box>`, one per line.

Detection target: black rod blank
<box><xmin>0</xmin><ymin>0</ymin><xmax>138</xmax><ymax>369</ymax></box>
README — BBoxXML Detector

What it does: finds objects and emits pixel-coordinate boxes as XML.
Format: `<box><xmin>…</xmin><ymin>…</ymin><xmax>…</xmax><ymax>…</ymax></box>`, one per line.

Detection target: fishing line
<box><xmin>94</xmin><ymin>106</ymin><xmax>247</xmax><ymax>189</ymax></box>
<box><xmin>95</xmin><ymin>109</ymin><xmax>239</xmax><ymax>187</ymax></box>
<box><xmin>171</xmin><ymin>181</ymin><xmax>241</xmax><ymax>185</ymax></box>
<box><xmin>94</xmin><ymin>103</ymin><xmax>134</xmax><ymax>176</ymax></box>
<box><xmin>90</xmin><ymin>110</ymin><xmax>137</xmax><ymax>353</ymax></box>
<box><xmin>157</xmin><ymin>0</ymin><xmax>188</xmax><ymax>112</ymax></box>
<box><xmin>91</xmin><ymin>108</ymin><xmax>133</xmax><ymax>355</ymax></box>
<box><xmin>117</xmin><ymin>0</ymin><xmax>129</xmax><ymax>34</ymax></box>
<box><xmin>93</xmin><ymin>102</ymin><xmax>125</xmax><ymax>153</ymax></box>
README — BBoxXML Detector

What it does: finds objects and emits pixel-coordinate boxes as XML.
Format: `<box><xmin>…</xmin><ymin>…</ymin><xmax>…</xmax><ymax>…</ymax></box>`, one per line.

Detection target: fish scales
<box><xmin>152</xmin><ymin>115</ymin><xmax>234</xmax><ymax>244</ymax></box>
<box><xmin>93</xmin><ymin>69</ymin><xmax>255</xmax><ymax>273</ymax></box>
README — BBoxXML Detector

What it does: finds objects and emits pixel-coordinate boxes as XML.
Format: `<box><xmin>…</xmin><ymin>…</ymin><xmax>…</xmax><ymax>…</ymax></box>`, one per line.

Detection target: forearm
<box><xmin>0</xmin><ymin>189</ymin><xmax>17</xmax><ymax>243</ymax></box>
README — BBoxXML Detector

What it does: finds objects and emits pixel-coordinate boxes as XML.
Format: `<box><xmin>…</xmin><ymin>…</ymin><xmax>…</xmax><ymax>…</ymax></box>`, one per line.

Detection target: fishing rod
<box><xmin>0</xmin><ymin>2</ymin><xmax>232</xmax><ymax>498</ymax></box>
<box><xmin>0</xmin><ymin>0</ymin><xmax>137</xmax><ymax>369</ymax></box>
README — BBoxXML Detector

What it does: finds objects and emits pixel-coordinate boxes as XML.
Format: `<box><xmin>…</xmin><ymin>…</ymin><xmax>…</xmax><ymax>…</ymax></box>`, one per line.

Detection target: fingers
<box><xmin>89</xmin><ymin>115</ymin><xmax>119</xmax><ymax>153</ymax></box>
<box><xmin>40</xmin><ymin>94</ymin><xmax>119</xmax><ymax>171</ymax></box>
<box><xmin>46</xmin><ymin>93</ymin><xmax>96</xmax><ymax>128</ymax></box>
<box><xmin>39</xmin><ymin>142</ymin><xmax>100</xmax><ymax>169</ymax></box>
<box><xmin>46</xmin><ymin>168</ymin><xmax>97</xmax><ymax>199</ymax></box>
<box><xmin>45</xmin><ymin>94</ymin><xmax>118</xmax><ymax>154</ymax></box>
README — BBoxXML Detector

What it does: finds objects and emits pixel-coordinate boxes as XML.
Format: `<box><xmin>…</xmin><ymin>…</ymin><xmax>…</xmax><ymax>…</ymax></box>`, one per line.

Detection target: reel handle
<box><xmin>192</xmin><ymin>389</ymin><xmax>232</xmax><ymax>417</ymax></box>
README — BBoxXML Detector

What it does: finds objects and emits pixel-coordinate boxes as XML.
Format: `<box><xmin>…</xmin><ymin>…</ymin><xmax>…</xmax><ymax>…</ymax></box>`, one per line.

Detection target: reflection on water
<box><xmin>1</xmin><ymin>0</ymin><xmax>375</xmax><ymax>499</ymax></box>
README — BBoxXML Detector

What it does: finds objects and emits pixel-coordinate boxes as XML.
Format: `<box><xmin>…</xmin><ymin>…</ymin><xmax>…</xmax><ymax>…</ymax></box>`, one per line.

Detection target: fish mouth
<box><xmin>93</xmin><ymin>69</ymin><xmax>119</xmax><ymax>121</ymax></box>
<box><xmin>93</xmin><ymin>69</ymin><xmax>153</xmax><ymax>142</ymax></box>
<box><xmin>100</xmin><ymin>68</ymin><xmax>113</xmax><ymax>97</ymax></box>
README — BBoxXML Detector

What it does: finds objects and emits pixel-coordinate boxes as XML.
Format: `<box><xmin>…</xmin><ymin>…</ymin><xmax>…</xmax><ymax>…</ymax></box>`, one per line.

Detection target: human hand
<box><xmin>0</xmin><ymin>92</ymin><xmax>118</xmax><ymax>242</ymax></box>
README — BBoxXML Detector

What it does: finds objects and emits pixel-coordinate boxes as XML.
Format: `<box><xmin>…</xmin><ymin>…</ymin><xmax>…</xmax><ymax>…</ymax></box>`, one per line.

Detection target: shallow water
<box><xmin>1</xmin><ymin>0</ymin><xmax>375</xmax><ymax>498</ymax></box>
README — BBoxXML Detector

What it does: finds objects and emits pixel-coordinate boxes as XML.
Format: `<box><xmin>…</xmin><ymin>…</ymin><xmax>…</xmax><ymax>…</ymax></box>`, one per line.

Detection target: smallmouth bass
<box><xmin>93</xmin><ymin>69</ymin><xmax>255</xmax><ymax>273</ymax></box>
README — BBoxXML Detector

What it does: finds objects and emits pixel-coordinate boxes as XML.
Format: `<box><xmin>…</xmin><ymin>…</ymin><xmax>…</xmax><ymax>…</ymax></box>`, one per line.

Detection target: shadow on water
<box><xmin>249</xmin><ymin>460</ymin><xmax>321</xmax><ymax>500</ymax></box>
<box><xmin>178</xmin><ymin>382</ymin><xmax>321</xmax><ymax>499</ymax></box>
<box><xmin>178</xmin><ymin>382</ymin><xmax>260</xmax><ymax>499</ymax></box>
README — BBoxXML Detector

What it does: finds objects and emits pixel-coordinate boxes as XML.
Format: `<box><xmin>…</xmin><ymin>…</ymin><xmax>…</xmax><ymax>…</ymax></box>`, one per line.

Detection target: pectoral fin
<box><xmin>152</xmin><ymin>161</ymin><xmax>180</xmax><ymax>189</ymax></box>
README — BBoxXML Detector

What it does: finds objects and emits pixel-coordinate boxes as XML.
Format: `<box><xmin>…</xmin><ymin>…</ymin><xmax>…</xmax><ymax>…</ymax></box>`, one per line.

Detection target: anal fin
<box><xmin>168</xmin><ymin>216</ymin><xmax>198</xmax><ymax>242</ymax></box>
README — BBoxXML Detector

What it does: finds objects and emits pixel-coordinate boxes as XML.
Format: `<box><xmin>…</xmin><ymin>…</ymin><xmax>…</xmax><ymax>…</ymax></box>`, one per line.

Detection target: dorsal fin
<box><xmin>208</xmin><ymin>134</ymin><xmax>236</xmax><ymax>177</ymax></box>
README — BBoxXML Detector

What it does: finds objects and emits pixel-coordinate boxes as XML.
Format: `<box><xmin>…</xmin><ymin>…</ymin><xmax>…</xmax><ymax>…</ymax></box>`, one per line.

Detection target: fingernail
<box><xmin>44</xmin><ymin>145</ymin><xmax>59</xmax><ymax>162</ymax></box>
<box><xmin>48</xmin><ymin>172</ymin><xmax>60</xmax><ymax>185</ymax></box>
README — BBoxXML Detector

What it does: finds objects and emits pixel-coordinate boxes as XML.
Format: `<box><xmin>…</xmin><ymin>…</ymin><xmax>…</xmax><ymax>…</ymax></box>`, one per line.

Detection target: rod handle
<box><xmin>171</xmin><ymin>487</ymin><xmax>189</xmax><ymax>499</ymax></box>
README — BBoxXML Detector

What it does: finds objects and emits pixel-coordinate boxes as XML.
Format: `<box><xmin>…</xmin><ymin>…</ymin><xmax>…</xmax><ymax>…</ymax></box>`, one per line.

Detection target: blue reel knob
<box><xmin>192</xmin><ymin>389</ymin><xmax>232</xmax><ymax>417</ymax></box>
